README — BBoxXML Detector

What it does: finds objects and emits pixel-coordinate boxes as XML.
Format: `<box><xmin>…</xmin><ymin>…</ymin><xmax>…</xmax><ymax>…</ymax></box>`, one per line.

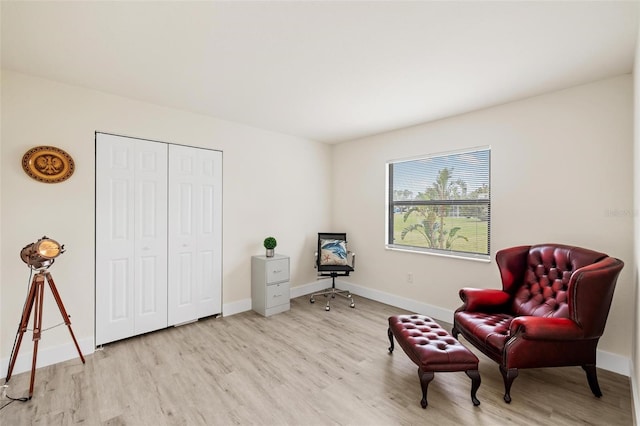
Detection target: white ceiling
<box><xmin>1</xmin><ymin>1</ymin><xmax>638</xmax><ymax>143</ymax></box>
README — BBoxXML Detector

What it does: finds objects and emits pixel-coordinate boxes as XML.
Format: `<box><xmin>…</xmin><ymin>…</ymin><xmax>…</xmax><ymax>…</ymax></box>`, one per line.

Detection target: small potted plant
<box><xmin>264</xmin><ymin>237</ymin><xmax>277</xmax><ymax>257</ymax></box>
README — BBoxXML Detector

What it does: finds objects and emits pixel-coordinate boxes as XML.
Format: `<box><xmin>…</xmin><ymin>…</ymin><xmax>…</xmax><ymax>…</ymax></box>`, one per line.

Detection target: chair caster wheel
<box><xmin>325</xmin><ymin>306</ymin><xmax>330</xmax><ymax>311</ymax></box>
<box><xmin>310</xmin><ymin>298</ymin><xmax>315</xmax><ymax>304</ymax></box>
<box><xmin>350</xmin><ymin>303</ymin><xmax>355</xmax><ymax>308</ymax></box>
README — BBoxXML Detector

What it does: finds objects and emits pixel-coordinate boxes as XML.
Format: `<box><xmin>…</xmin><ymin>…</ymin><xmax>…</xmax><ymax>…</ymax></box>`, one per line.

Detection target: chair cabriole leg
<box><xmin>387</xmin><ymin>328</ymin><xmax>394</xmax><ymax>353</ymax></box>
<box><xmin>499</xmin><ymin>365</ymin><xmax>518</xmax><ymax>403</ymax></box>
<box><xmin>582</xmin><ymin>364</ymin><xmax>603</xmax><ymax>397</ymax></box>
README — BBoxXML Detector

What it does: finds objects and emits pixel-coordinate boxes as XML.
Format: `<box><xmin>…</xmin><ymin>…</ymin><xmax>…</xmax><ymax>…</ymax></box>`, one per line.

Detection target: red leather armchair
<box><xmin>452</xmin><ymin>244</ymin><xmax>624</xmax><ymax>403</ymax></box>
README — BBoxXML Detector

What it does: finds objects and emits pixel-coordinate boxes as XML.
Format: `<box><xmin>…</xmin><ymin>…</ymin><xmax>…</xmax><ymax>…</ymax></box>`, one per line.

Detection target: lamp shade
<box><xmin>20</xmin><ymin>236</ymin><xmax>64</xmax><ymax>269</ymax></box>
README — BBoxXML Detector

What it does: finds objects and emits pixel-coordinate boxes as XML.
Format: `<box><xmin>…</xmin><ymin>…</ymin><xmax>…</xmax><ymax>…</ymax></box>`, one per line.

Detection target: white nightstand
<box><xmin>251</xmin><ymin>254</ymin><xmax>290</xmax><ymax>317</ymax></box>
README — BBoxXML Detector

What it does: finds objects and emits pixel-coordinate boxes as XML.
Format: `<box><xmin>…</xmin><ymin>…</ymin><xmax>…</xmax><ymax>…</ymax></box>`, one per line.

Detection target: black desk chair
<box><xmin>310</xmin><ymin>232</ymin><xmax>355</xmax><ymax>311</ymax></box>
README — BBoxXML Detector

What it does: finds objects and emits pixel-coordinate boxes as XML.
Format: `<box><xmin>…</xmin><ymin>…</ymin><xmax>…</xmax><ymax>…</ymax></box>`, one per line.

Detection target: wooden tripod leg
<box><xmin>5</xmin><ymin>274</ymin><xmax>39</xmax><ymax>383</ymax></box>
<box><xmin>44</xmin><ymin>272</ymin><xmax>85</xmax><ymax>363</ymax></box>
<box><xmin>28</xmin><ymin>274</ymin><xmax>46</xmax><ymax>399</ymax></box>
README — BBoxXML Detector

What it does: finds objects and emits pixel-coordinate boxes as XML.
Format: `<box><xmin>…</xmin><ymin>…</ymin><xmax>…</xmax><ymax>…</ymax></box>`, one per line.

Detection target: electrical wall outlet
<box><xmin>407</xmin><ymin>272</ymin><xmax>414</xmax><ymax>284</ymax></box>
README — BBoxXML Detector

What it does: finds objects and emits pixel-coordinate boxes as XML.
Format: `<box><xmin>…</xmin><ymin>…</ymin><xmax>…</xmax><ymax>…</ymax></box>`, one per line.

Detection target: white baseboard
<box><xmin>334</xmin><ymin>279</ymin><xmax>454</xmax><ymax>323</ymax></box>
<box><xmin>222</xmin><ymin>298</ymin><xmax>252</xmax><ymax>317</ymax></box>
<box><xmin>629</xmin><ymin>362</ymin><xmax>640</xmax><ymax>425</ymax></box>
<box><xmin>291</xmin><ymin>278</ymin><xmax>333</xmax><ymax>299</ymax></box>
<box><xmin>0</xmin><ymin>337</ymin><xmax>94</xmax><ymax>381</ymax></box>
<box><xmin>596</xmin><ymin>348</ymin><xmax>631</xmax><ymax>376</ymax></box>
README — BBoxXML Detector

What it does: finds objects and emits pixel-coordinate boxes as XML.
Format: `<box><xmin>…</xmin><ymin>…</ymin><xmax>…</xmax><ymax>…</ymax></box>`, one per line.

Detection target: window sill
<box><xmin>385</xmin><ymin>245</ymin><xmax>491</xmax><ymax>263</ymax></box>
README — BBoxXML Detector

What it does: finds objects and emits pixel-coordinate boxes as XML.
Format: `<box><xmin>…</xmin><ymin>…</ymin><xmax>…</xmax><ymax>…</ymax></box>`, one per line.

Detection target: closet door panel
<box><xmin>168</xmin><ymin>148</ymin><xmax>199</xmax><ymax>325</ymax></box>
<box><xmin>199</xmin><ymin>250</ymin><xmax>217</xmax><ymax>315</ymax></box>
<box><xmin>168</xmin><ymin>145</ymin><xmax>222</xmax><ymax>325</ymax></box>
<box><xmin>133</xmin><ymin>144</ymin><xmax>168</xmax><ymax>334</ymax></box>
<box><xmin>96</xmin><ymin>135</ymin><xmax>136</xmax><ymax>345</ymax></box>
<box><xmin>177</xmin><ymin>252</ymin><xmax>194</xmax><ymax>303</ymax></box>
<box><xmin>198</xmin><ymin>167</ymin><xmax>222</xmax><ymax>318</ymax></box>
<box><xmin>96</xmin><ymin>134</ymin><xmax>168</xmax><ymax>345</ymax></box>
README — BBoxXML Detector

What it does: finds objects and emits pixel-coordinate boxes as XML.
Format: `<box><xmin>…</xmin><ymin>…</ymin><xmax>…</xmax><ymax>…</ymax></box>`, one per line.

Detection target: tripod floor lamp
<box><xmin>5</xmin><ymin>236</ymin><xmax>85</xmax><ymax>399</ymax></box>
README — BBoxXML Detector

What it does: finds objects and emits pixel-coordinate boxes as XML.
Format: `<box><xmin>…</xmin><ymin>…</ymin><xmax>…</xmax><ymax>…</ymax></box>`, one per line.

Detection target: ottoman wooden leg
<box><xmin>418</xmin><ymin>368</ymin><xmax>435</xmax><ymax>409</ymax></box>
<box><xmin>465</xmin><ymin>369</ymin><xmax>481</xmax><ymax>406</ymax></box>
<box><xmin>387</xmin><ymin>327</ymin><xmax>394</xmax><ymax>353</ymax></box>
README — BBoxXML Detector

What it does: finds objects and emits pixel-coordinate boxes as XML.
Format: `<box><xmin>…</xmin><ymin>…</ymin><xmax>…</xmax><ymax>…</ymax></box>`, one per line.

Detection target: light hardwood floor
<box><xmin>0</xmin><ymin>295</ymin><xmax>633</xmax><ymax>425</ymax></box>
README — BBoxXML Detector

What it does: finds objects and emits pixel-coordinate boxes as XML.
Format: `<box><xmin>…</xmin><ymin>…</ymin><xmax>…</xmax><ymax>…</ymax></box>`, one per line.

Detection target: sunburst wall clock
<box><xmin>22</xmin><ymin>146</ymin><xmax>75</xmax><ymax>183</ymax></box>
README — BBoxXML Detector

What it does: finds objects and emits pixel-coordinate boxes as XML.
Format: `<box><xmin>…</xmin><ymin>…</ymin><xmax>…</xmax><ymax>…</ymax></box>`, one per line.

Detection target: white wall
<box><xmin>333</xmin><ymin>75</ymin><xmax>634</xmax><ymax>362</ymax></box>
<box><xmin>0</xmin><ymin>70</ymin><xmax>332</xmax><ymax>373</ymax></box>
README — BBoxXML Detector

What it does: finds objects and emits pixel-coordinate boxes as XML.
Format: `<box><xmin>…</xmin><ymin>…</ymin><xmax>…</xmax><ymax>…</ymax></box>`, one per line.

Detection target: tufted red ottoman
<box><xmin>388</xmin><ymin>314</ymin><xmax>481</xmax><ymax>408</ymax></box>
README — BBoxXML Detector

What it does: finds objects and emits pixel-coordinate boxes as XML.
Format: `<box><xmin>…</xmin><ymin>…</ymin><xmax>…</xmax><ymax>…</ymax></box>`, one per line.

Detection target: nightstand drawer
<box><xmin>266</xmin><ymin>281</ymin><xmax>290</xmax><ymax>308</ymax></box>
<box><xmin>266</xmin><ymin>258</ymin><xmax>289</xmax><ymax>284</ymax></box>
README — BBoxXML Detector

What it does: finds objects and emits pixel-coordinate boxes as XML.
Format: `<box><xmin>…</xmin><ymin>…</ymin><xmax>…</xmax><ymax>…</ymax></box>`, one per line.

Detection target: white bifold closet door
<box><xmin>96</xmin><ymin>134</ymin><xmax>222</xmax><ymax>346</ymax></box>
<box><xmin>95</xmin><ymin>134</ymin><xmax>168</xmax><ymax>345</ymax></box>
<box><xmin>168</xmin><ymin>145</ymin><xmax>222</xmax><ymax>325</ymax></box>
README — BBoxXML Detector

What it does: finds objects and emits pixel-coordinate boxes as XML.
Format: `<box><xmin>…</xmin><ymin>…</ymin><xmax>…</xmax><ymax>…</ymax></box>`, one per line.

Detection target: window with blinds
<box><xmin>386</xmin><ymin>147</ymin><xmax>490</xmax><ymax>260</ymax></box>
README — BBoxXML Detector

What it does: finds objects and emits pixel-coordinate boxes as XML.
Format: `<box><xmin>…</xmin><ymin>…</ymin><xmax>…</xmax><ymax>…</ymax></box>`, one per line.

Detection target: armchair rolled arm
<box><xmin>509</xmin><ymin>316</ymin><xmax>583</xmax><ymax>340</ymax></box>
<box><xmin>458</xmin><ymin>288</ymin><xmax>510</xmax><ymax>312</ymax></box>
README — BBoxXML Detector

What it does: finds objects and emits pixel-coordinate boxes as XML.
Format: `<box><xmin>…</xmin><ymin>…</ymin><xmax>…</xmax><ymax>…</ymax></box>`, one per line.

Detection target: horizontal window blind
<box><xmin>387</xmin><ymin>148</ymin><xmax>490</xmax><ymax>259</ymax></box>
